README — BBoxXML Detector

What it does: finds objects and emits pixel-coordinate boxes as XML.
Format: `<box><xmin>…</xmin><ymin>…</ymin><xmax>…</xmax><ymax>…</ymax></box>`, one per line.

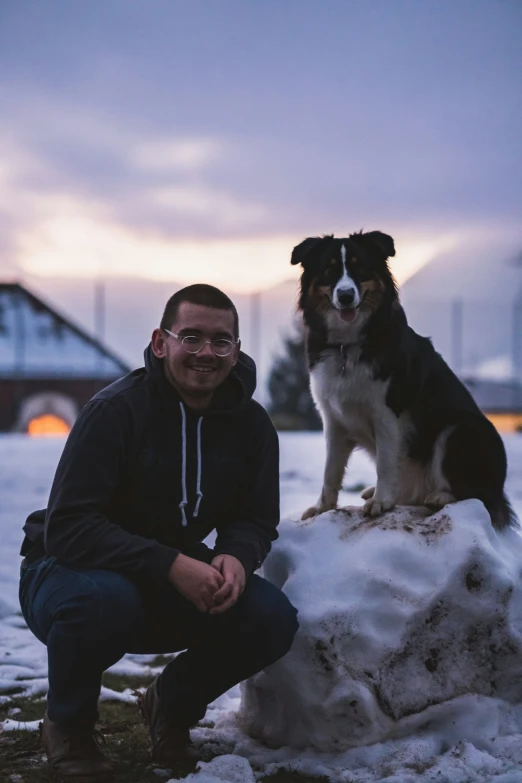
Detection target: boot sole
<box><xmin>47</xmin><ymin>762</ymin><xmax>114</xmax><ymax>781</ymax></box>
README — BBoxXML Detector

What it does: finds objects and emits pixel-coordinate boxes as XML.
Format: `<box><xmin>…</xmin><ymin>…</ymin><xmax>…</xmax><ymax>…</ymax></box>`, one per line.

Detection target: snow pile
<box><xmin>177</xmin><ymin>754</ymin><xmax>256</xmax><ymax>783</ymax></box>
<box><xmin>232</xmin><ymin>501</ymin><xmax>522</xmax><ymax>778</ymax></box>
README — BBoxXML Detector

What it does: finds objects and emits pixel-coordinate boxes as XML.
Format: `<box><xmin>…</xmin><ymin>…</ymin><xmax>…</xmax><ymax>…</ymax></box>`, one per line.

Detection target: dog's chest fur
<box><xmin>310</xmin><ymin>349</ymin><xmax>392</xmax><ymax>454</ymax></box>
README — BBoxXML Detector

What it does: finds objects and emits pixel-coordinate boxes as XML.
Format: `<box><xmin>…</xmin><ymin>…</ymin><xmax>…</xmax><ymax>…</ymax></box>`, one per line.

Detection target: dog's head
<box><xmin>291</xmin><ymin>231</ymin><xmax>397</xmax><ymax>331</ymax></box>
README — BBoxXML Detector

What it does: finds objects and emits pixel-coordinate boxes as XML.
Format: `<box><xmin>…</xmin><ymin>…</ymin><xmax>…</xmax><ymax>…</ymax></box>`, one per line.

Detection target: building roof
<box><xmin>463</xmin><ymin>377</ymin><xmax>522</xmax><ymax>413</ymax></box>
<box><xmin>0</xmin><ymin>282</ymin><xmax>131</xmax><ymax>379</ymax></box>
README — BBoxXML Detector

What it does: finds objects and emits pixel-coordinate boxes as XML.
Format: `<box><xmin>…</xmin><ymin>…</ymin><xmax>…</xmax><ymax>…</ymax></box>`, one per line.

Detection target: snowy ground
<box><xmin>1</xmin><ymin>432</ymin><xmax>522</xmax><ymax>782</ymax></box>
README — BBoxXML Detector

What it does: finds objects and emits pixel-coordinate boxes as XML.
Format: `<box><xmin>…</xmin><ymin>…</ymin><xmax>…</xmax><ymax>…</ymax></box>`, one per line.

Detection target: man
<box><xmin>19</xmin><ymin>284</ymin><xmax>298</xmax><ymax>778</ymax></box>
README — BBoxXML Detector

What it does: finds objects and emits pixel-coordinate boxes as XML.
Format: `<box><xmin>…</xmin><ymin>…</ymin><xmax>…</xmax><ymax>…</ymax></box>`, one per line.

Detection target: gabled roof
<box><xmin>0</xmin><ymin>282</ymin><xmax>131</xmax><ymax>379</ymax></box>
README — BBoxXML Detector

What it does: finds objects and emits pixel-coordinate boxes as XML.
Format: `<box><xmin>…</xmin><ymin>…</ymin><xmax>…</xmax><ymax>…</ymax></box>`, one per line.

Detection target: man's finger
<box><xmin>211</xmin><ymin>555</ymin><xmax>225</xmax><ymax>572</ymax></box>
<box><xmin>209</xmin><ymin>598</ymin><xmax>234</xmax><ymax>614</ymax></box>
<box><xmin>209</xmin><ymin>590</ymin><xmax>236</xmax><ymax>613</ymax></box>
<box><xmin>211</xmin><ymin>571</ymin><xmax>225</xmax><ymax>587</ymax></box>
<box><xmin>210</xmin><ymin>583</ymin><xmax>241</xmax><ymax>614</ymax></box>
<box><xmin>212</xmin><ymin>580</ymin><xmax>234</xmax><ymax>604</ymax></box>
<box><xmin>202</xmin><ymin>588</ymin><xmax>219</xmax><ymax>610</ymax></box>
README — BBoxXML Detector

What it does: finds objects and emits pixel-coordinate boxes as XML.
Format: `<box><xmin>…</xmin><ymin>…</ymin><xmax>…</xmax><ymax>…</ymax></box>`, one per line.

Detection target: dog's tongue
<box><xmin>339</xmin><ymin>308</ymin><xmax>357</xmax><ymax>323</ymax></box>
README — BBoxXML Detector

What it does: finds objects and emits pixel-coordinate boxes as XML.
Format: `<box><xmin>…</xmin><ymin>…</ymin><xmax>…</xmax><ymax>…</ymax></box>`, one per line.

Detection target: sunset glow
<box><xmin>14</xmin><ymin>202</ymin><xmax>459</xmax><ymax>292</ymax></box>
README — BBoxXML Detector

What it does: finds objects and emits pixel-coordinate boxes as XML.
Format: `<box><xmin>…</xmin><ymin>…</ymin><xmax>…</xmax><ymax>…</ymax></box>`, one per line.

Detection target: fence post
<box><xmin>451</xmin><ymin>298</ymin><xmax>463</xmax><ymax>375</ymax></box>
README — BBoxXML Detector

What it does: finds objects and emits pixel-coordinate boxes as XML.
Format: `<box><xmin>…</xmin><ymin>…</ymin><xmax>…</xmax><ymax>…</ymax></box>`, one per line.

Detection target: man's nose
<box><xmin>196</xmin><ymin>341</ymin><xmax>215</xmax><ymax>357</ymax></box>
<box><xmin>337</xmin><ymin>288</ymin><xmax>356</xmax><ymax>306</ymax></box>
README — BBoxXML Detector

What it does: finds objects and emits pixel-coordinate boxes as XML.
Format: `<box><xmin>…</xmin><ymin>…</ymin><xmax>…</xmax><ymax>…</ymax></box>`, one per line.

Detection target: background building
<box><xmin>401</xmin><ymin>244</ymin><xmax>522</xmax><ymax>383</ymax></box>
<box><xmin>0</xmin><ymin>283</ymin><xmax>130</xmax><ymax>434</ymax></box>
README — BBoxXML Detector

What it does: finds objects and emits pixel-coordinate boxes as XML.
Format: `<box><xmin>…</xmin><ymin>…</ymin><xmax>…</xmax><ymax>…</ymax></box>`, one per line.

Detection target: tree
<box><xmin>267</xmin><ymin>324</ymin><xmax>322</xmax><ymax>430</ymax></box>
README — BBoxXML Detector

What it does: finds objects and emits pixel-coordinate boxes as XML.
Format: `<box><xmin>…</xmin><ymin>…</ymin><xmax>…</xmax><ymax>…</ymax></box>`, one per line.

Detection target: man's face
<box><xmin>152</xmin><ymin>302</ymin><xmax>240</xmax><ymax>404</ymax></box>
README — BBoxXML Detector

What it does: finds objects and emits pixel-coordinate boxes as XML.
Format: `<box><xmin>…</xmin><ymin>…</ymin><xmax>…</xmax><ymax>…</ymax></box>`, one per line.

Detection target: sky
<box><xmin>0</xmin><ymin>0</ymin><xmax>521</xmax><ymax>296</ymax></box>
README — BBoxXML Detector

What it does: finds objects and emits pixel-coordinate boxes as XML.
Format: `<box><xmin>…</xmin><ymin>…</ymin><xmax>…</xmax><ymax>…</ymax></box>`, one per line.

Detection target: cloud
<box><xmin>0</xmin><ymin>0</ymin><xmax>520</xmax><ymax>290</ymax></box>
<box><xmin>132</xmin><ymin>138</ymin><xmax>222</xmax><ymax>172</ymax></box>
<box><xmin>150</xmin><ymin>184</ymin><xmax>267</xmax><ymax>228</ymax></box>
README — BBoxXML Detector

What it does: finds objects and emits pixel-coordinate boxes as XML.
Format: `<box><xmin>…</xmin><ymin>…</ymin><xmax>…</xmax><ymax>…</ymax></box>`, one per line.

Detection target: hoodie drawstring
<box><xmin>178</xmin><ymin>402</ymin><xmax>204</xmax><ymax>526</ymax></box>
<box><xmin>193</xmin><ymin>416</ymin><xmax>204</xmax><ymax>518</ymax></box>
<box><xmin>179</xmin><ymin>402</ymin><xmax>189</xmax><ymax>526</ymax></box>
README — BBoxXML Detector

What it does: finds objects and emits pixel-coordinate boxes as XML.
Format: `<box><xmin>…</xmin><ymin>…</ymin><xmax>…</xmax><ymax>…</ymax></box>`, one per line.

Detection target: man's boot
<box><xmin>40</xmin><ymin>710</ymin><xmax>114</xmax><ymax>778</ymax></box>
<box><xmin>137</xmin><ymin>676</ymin><xmax>199</xmax><ymax>765</ymax></box>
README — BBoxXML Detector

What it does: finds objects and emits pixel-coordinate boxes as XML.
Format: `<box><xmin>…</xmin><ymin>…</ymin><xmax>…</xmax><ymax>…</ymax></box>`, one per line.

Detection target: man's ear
<box><xmin>291</xmin><ymin>236</ymin><xmax>331</xmax><ymax>267</ymax></box>
<box><xmin>231</xmin><ymin>339</ymin><xmax>241</xmax><ymax>366</ymax></box>
<box><xmin>151</xmin><ymin>328</ymin><xmax>167</xmax><ymax>359</ymax></box>
<box><xmin>357</xmin><ymin>231</ymin><xmax>396</xmax><ymax>259</ymax></box>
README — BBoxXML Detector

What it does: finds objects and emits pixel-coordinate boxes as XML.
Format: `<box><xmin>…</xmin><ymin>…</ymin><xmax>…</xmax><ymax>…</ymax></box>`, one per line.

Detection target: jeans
<box><xmin>19</xmin><ymin>545</ymin><xmax>298</xmax><ymax>731</ymax></box>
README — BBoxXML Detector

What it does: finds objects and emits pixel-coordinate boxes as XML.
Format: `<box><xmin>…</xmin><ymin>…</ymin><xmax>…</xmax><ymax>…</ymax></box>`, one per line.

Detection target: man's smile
<box><xmin>188</xmin><ymin>365</ymin><xmax>215</xmax><ymax>374</ymax></box>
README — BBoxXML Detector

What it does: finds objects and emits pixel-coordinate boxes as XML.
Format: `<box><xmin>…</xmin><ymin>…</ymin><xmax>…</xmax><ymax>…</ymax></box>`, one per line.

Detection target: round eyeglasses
<box><xmin>163</xmin><ymin>329</ymin><xmax>238</xmax><ymax>357</ymax></box>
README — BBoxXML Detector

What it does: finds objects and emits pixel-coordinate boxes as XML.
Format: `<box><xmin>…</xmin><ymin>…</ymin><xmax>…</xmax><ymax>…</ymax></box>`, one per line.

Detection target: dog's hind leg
<box><xmin>424</xmin><ymin>490</ymin><xmax>456</xmax><ymax>509</ymax></box>
<box><xmin>302</xmin><ymin>419</ymin><xmax>355</xmax><ymax>520</ymax></box>
<box><xmin>421</xmin><ymin>426</ymin><xmax>457</xmax><ymax>510</ymax></box>
<box><xmin>439</xmin><ymin>417</ymin><xmax>516</xmax><ymax>530</ymax></box>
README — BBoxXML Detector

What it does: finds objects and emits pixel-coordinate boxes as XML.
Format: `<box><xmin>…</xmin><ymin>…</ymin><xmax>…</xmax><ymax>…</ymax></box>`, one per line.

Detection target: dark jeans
<box><xmin>19</xmin><ymin>545</ymin><xmax>298</xmax><ymax>731</ymax></box>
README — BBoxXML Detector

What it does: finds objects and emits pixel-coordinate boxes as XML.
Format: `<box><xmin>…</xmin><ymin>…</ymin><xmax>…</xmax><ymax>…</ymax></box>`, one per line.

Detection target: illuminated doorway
<box><xmin>27</xmin><ymin>414</ymin><xmax>71</xmax><ymax>437</ymax></box>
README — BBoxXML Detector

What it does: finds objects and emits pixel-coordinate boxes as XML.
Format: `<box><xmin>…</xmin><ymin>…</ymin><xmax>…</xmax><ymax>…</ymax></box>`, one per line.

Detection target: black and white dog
<box><xmin>292</xmin><ymin>230</ymin><xmax>517</xmax><ymax>530</ymax></box>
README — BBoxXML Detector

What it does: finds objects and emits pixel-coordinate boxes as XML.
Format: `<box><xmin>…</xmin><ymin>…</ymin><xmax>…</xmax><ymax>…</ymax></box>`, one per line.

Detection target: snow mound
<box><xmin>240</xmin><ymin>501</ymin><xmax>522</xmax><ymax>752</ymax></box>
<box><xmin>178</xmin><ymin>754</ymin><xmax>255</xmax><ymax>783</ymax></box>
<box><xmin>0</xmin><ymin>598</ymin><xmax>14</xmax><ymax>620</ymax></box>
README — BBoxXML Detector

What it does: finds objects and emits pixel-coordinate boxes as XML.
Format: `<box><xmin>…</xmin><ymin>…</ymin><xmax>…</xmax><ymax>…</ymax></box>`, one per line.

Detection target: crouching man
<box><xmin>19</xmin><ymin>284</ymin><xmax>298</xmax><ymax>778</ymax></box>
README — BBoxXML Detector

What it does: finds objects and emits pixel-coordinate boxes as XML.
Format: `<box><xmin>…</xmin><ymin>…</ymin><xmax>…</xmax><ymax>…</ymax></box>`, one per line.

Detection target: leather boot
<box><xmin>40</xmin><ymin>710</ymin><xmax>114</xmax><ymax>778</ymax></box>
<box><xmin>137</xmin><ymin>676</ymin><xmax>199</xmax><ymax>765</ymax></box>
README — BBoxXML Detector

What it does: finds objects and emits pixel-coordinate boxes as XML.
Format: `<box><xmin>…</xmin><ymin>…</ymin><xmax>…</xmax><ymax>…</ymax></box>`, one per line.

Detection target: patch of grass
<box><xmin>0</xmin><ymin>694</ymin><xmax>46</xmax><ymax>723</ymax></box>
<box><xmin>0</xmin><ymin>696</ymin><xmax>195</xmax><ymax>783</ymax></box>
<box><xmin>102</xmin><ymin>671</ymin><xmax>153</xmax><ymax>693</ymax></box>
<box><xmin>0</xmin><ymin>676</ymin><xmax>324</xmax><ymax>783</ymax></box>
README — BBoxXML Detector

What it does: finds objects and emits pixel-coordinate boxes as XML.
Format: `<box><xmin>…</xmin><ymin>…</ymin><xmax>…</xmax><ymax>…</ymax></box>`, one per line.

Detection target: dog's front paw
<box><xmin>301</xmin><ymin>501</ymin><xmax>336</xmax><ymax>520</ymax></box>
<box><xmin>363</xmin><ymin>497</ymin><xmax>395</xmax><ymax>517</ymax></box>
<box><xmin>361</xmin><ymin>485</ymin><xmax>376</xmax><ymax>500</ymax></box>
<box><xmin>424</xmin><ymin>490</ymin><xmax>456</xmax><ymax>510</ymax></box>
<box><xmin>301</xmin><ymin>506</ymin><xmax>320</xmax><ymax>520</ymax></box>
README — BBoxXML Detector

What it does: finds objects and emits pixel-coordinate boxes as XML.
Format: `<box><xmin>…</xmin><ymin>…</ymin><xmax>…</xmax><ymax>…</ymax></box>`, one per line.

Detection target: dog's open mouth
<box><xmin>337</xmin><ymin>307</ymin><xmax>358</xmax><ymax>323</ymax></box>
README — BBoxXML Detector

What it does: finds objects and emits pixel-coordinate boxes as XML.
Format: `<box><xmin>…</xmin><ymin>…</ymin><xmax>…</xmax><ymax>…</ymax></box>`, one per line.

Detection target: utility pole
<box><xmin>513</xmin><ymin>293</ymin><xmax>522</xmax><ymax>383</ymax></box>
<box><xmin>250</xmin><ymin>290</ymin><xmax>262</xmax><ymax>401</ymax></box>
<box><xmin>94</xmin><ymin>280</ymin><xmax>105</xmax><ymax>343</ymax></box>
<box><xmin>94</xmin><ymin>280</ymin><xmax>105</xmax><ymax>373</ymax></box>
<box><xmin>13</xmin><ymin>286</ymin><xmax>26</xmax><ymax>376</ymax></box>
<box><xmin>451</xmin><ymin>298</ymin><xmax>463</xmax><ymax>376</ymax></box>
<box><xmin>12</xmin><ymin>286</ymin><xmax>26</xmax><ymax>421</ymax></box>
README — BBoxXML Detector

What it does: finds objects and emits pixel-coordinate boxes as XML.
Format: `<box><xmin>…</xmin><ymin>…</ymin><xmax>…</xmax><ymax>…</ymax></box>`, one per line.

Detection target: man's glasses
<box><xmin>163</xmin><ymin>329</ymin><xmax>239</xmax><ymax>357</ymax></box>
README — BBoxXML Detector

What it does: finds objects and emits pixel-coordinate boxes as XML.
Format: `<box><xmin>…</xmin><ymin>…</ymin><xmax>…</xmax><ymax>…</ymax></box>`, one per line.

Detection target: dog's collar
<box><xmin>324</xmin><ymin>342</ymin><xmax>352</xmax><ymax>374</ymax></box>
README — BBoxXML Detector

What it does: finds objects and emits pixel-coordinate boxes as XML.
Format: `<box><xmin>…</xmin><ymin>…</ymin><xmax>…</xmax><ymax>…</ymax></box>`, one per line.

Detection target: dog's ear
<box><xmin>291</xmin><ymin>237</ymin><xmax>328</xmax><ymax>267</ymax></box>
<box><xmin>357</xmin><ymin>231</ymin><xmax>396</xmax><ymax>259</ymax></box>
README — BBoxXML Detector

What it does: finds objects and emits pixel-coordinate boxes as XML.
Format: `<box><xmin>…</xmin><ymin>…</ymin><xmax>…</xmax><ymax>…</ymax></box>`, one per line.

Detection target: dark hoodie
<box><xmin>21</xmin><ymin>346</ymin><xmax>279</xmax><ymax>584</ymax></box>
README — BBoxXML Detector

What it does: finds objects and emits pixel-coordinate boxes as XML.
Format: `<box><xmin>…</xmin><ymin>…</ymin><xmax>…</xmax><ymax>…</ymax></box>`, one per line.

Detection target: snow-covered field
<box><xmin>1</xmin><ymin>432</ymin><xmax>522</xmax><ymax>782</ymax></box>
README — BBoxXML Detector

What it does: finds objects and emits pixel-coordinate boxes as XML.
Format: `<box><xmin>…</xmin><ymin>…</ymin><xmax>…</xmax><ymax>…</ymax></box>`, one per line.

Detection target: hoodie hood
<box><xmin>143</xmin><ymin>343</ymin><xmax>257</xmax><ymax>415</ymax></box>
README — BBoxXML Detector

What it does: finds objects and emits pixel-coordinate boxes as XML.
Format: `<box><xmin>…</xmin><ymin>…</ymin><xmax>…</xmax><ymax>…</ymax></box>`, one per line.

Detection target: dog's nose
<box><xmin>337</xmin><ymin>288</ymin><xmax>356</xmax><ymax>306</ymax></box>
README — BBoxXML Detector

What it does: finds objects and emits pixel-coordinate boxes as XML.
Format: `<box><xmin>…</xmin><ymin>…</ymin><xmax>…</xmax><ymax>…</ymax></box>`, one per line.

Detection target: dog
<box><xmin>291</xmin><ymin>230</ymin><xmax>517</xmax><ymax>530</ymax></box>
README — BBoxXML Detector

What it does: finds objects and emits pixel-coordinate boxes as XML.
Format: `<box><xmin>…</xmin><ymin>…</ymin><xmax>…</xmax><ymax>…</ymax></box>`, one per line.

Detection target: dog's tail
<box><xmin>487</xmin><ymin>492</ymin><xmax>519</xmax><ymax>531</ymax></box>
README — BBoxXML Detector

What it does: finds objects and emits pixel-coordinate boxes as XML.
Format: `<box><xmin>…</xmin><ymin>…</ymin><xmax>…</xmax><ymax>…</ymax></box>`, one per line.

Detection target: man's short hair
<box><xmin>160</xmin><ymin>284</ymin><xmax>239</xmax><ymax>339</ymax></box>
